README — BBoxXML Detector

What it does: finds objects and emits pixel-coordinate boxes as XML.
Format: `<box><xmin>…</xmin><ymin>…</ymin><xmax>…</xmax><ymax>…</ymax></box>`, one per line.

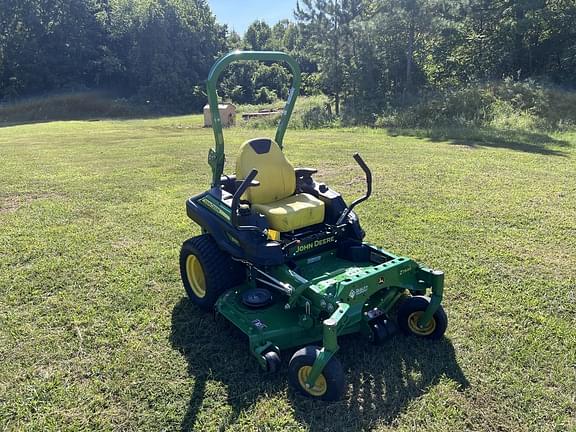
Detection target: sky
<box><xmin>207</xmin><ymin>0</ymin><xmax>299</xmax><ymax>35</ymax></box>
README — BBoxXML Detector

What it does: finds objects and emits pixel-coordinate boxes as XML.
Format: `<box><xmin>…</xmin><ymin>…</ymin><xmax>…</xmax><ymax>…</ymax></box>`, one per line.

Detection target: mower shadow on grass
<box><xmin>290</xmin><ymin>335</ymin><xmax>470</xmax><ymax>431</ymax></box>
<box><xmin>171</xmin><ymin>298</ymin><xmax>469</xmax><ymax>431</ymax></box>
<box><xmin>170</xmin><ymin>297</ymin><xmax>287</xmax><ymax>430</ymax></box>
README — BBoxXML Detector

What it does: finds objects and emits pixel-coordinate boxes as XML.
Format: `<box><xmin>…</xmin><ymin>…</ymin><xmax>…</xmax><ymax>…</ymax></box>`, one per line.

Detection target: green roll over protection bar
<box><xmin>205</xmin><ymin>50</ymin><xmax>302</xmax><ymax>187</ymax></box>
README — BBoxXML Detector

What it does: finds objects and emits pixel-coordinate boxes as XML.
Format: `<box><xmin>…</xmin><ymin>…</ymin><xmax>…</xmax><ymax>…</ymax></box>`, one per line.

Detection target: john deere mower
<box><xmin>179</xmin><ymin>51</ymin><xmax>447</xmax><ymax>401</ymax></box>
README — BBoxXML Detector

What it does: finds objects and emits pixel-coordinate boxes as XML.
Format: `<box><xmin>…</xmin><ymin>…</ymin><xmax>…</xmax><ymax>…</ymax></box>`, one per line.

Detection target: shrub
<box><xmin>375</xmin><ymin>80</ymin><xmax>576</xmax><ymax>131</ymax></box>
<box><xmin>255</xmin><ymin>87</ymin><xmax>277</xmax><ymax>104</ymax></box>
<box><xmin>0</xmin><ymin>92</ymin><xmax>148</xmax><ymax>124</ymax></box>
<box><xmin>237</xmin><ymin>95</ymin><xmax>337</xmax><ymax>130</ymax></box>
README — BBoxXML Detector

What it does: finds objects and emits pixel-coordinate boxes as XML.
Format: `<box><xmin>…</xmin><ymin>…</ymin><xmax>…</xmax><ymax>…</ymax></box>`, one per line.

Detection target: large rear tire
<box><xmin>179</xmin><ymin>234</ymin><xmax>245</xmax><ymax>311</ymax></box>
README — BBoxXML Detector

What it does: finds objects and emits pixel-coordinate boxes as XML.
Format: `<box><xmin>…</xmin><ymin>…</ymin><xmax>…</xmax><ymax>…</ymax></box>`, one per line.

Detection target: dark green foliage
<box><xmin>244</xmin><ymin>20</ymin><xmax>272</xmax><ymax>51</ymax></box>
<box><xmin>254</xmin><ymin>87</ymin><xmax>276</xmax><ymax>104</ymax></box>
<box><xmin>220</xmin><ymin>62</ymin><xmax>259</xmax><ymax>104</ymax></box>
<box><xmin>1</xmin><ymin>0</ymin><xmax>576</xmax><ymax>121</ymax></box>
<box><xmin>254</xmin><ymin>63</ymin><xmax>290</xmax><ymax>99</ymax></box>
<box><xmin>217</xmin><ymin>19</ymin><xmax>308</xmax><ymax>105</ymax></box>
<box><xmin>375</xmin><ymin>79</ymin><xmax>576</xmax><ymax>130</ymax></box>
<box><xmin>0</xmin><ymin>0</ymin><xmax>108</xmax><ymax>100</ymax></box>
<box><xmin>295</xmin><ymin>0</ymin><xmax>576</xmax><ymax>126</ymax></box>
<box><xmin>117</xmin><ymin>0</ymin><xmax>227</xmax><ymax>112</ymax></box>
<box><xmin>219</xmin><ymin>62</ymin><xmax>291</xmax><ymax>105</ymax></box>
<box><xmin>296</xmin><ymin>0</ymin><xmax>365</xmax><ymax>115</ymax></box>
<box><xmin>0</xmin><ymin>0</ymin><xmax>226</xmax><ymax>112</ymax></box>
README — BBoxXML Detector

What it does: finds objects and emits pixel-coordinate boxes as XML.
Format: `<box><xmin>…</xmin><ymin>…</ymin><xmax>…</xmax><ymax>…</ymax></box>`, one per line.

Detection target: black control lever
<box><xmin>282</xmin><ymin>239</ymin><xmax>301</xmax><ymax>251</ymax></box>
<box><xmin>231</xmin><ymin>169</ymin><xmax>261</xmax><ymax>231</ymax></box>
<box><xmin>336</xmin><ymin>153</ymin><xmax>372</xmax><ymax>225</ymax></box>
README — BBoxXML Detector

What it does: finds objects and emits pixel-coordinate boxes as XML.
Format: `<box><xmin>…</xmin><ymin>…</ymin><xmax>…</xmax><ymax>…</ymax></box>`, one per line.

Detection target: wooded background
<box><xmin>1</xmin><ymin>0</ymin><xmax>575</xmax><ymax>124</ymax></box>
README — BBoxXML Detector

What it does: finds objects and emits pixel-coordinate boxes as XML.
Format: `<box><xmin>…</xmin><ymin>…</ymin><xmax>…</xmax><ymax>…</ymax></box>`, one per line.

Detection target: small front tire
<box><xmin>264</xmin><ymin>351</ymin><xmax>281</xmax><ymax>373</ymax></box>
<box><xmin>397</xmin><ymin>296</ymin><xmax>447</xmax><ymax>339</ymax></box>
<box><xmin>288</xmin><ymin>346</ymin><xmax>345</xmax><ymax>401</ymax></box>
<box><xmin>370</xmin><ymin>319</ymin><xmax>397</xmax><ymax>345</ymax></box>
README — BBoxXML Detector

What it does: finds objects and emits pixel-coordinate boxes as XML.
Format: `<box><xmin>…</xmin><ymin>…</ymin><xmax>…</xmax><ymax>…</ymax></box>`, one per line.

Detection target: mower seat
<box><xmin>236</xmin><ymin>138</ymin><xmax>325</xmax><ymax>232</ymax></box>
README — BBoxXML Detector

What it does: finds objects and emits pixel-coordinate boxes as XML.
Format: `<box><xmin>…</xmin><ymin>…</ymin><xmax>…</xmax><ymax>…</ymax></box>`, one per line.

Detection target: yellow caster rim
<box><xmin>407</xmin><ymin>311</ymin><xmax>436</xmax><ymax>336</ymax></box>
<box><xmin>297</xmin><ymin>365</ymin><xmax>327</xmax><ymax>397</ymax></box>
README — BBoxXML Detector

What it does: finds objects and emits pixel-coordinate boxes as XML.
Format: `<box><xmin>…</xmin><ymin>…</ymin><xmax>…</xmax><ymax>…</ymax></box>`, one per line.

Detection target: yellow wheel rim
<box><xmin>407</xmin><ymin>311</ymin><xmax>436</xmax><ymax>336</ymax></box>
<box><xmin>185</xmin><ymin>255</ymin><xmax>206</xmax><ymax>298</ymax></box>
<box><xmin>297</xmin><ymin>366</ymin><xmax>327</xmax><ymax>397</ymax></box>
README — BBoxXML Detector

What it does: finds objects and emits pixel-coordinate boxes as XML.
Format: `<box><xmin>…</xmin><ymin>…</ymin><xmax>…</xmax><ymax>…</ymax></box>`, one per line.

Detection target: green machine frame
<box><xmin>188</xmin><ymin>50</ymin><xmax>446</xmax><ymax>395</ymax></box>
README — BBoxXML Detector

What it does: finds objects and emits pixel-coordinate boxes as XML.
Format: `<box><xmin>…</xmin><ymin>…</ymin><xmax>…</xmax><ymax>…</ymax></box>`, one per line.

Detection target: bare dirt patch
<box><xmin>0</xmin><ymin>192</ymin><xmax>61</xmax><ymax>213</ymax></box>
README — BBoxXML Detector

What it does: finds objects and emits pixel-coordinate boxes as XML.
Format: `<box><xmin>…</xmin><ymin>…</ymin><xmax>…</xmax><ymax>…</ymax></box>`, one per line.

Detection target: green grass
<box><xmin>1</xmin><ymin>116</ymin><xmax>575</xmax><ymax>431</ymax></box>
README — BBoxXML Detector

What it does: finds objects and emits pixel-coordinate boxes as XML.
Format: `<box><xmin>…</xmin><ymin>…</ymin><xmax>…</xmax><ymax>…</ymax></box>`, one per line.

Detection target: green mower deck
<box><xmin>215</xmin><ymin>244</ymin><xmax>444</xmax><ymax>390</ymax></box>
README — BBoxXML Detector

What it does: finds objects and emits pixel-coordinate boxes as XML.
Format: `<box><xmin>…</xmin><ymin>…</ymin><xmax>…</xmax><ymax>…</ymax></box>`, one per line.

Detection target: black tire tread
<box><xmin>264</xmin><ymin>351</ymin><xmax>281</xmax><ymax>373</ymax></box>
<box><xmin>397</xmin><ymin>295</ymin><xmax>448</xmax><ymax>340</ymax></box>
<box><xmin>288</xmin><ymin>346</ymin><xmax>346</xmax><ymax>401</ymax></box>
<box><xmin>370</xmin><ymin>319</ymin><xmax>397</xmax><ymax>345</ymax></box>
<box><xmin>179</xmin><ymin>234</ymin><xmax>244</xmax><ymax>311</ymax></box>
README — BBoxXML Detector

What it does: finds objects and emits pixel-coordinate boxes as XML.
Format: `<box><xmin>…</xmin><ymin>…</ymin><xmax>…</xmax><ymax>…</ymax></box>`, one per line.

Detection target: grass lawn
<box><xmin>0</xmin><ymin>116</ymin><xmax>575</xmax><ymax>431</ymax></box>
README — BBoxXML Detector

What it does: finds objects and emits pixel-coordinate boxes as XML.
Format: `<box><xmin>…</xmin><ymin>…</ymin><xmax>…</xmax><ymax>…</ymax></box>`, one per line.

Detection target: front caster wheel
<box><xmin>370</xmin><ymin>319</ymin><xmax>397</xmax><ymax>345</ymax></box>
<box><xmin>264</xmin><ymin>351</ymin><xmax>281</xmax><ymax>373</ymax></box>
<box><xmin>397</xmin><ymin>296</ymin><xmax>447</xmax><ymax>339</ymax></box>
<box><xmin>288</xmin><ymin>346</ymin><xmax>345</xmax><ymax>401</ymax></box>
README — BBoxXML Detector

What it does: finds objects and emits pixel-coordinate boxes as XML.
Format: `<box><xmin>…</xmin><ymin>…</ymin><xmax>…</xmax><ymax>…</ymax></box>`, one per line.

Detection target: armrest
<box><xmin>231</xmin><ymin>170</ymin><xmax>262</xmax><ymax>232</ymax></box>
<box><xmin>236</xmin><ymin>178</ymin><xmax>260</xmax><ymax>188</ymax></box>
<box><xmin>220</xmin><ymin>174</ymin><xmax>259</xmax><ymax>193</ymax></box>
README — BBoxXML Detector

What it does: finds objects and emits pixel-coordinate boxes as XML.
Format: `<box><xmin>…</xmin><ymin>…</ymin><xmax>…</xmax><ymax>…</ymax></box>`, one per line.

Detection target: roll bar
<box><xmin>205</xmin><ymin>50</ymin><xmax>302</xmax><ymax>187</ymax></box>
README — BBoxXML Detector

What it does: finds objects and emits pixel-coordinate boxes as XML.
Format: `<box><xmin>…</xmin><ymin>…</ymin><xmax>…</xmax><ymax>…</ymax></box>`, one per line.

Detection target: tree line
<box><xmin>1</xmin><ymin>0</ymin><xmax>575</xmax><ymax>121</ymax></box>
<box><xmin>0</xmin><ymin>0</ymin><xmax>227</xmax><ymax>112</ymax></box>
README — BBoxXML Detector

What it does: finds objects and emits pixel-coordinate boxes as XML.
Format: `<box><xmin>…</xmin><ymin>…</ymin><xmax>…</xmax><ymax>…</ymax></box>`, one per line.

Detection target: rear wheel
<box><xmin>179</xmin><ymin>234</ymin><xmax>244</xmax><ymax>311</ymax></box>
<box><xmin>397</xmin><ymin>296</ymin><xmax>447</xmax><ymax>339</ymax></box>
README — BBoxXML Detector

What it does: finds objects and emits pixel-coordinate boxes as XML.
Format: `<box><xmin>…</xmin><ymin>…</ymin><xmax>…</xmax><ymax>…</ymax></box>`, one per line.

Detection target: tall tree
<box><xmin>0</xmin><ymin>0</ymin><xmax>108</xmax><ymax>100</ymax></box>
<box><xmin>100</xmin><ymin>0</ymin><xmax>227</xmax><ymax>111</ymax></box>
<box><xmin>296</xmin><ymin>0</ymin><xmax>364</xmax><ymax>115</ymax></box>
<box><xmin>244</xmin><ymin>20</ymin><xmax>272</xmax><ymax>50</ymax></box>
<box><xmin>2</xmin><ymin>0</ymin><xmax>576</xmax><ymax>116</ymax></box>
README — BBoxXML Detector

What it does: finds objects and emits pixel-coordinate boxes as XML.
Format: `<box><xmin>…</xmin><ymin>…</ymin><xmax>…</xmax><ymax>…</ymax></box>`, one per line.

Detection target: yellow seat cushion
<box><xmin>252</xmin><ymin>193</ymin><xmax>325</xmax><ymax>232</ymax></box>
<box><xmin>236</xmin><ymin>138</ymin><xmax>295</xmax><ymax>204</ymax></box>
<box><xmin>236</xmin><ymin>138</ymin><xmax>325</xmax><ymax>232</ymax></box>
